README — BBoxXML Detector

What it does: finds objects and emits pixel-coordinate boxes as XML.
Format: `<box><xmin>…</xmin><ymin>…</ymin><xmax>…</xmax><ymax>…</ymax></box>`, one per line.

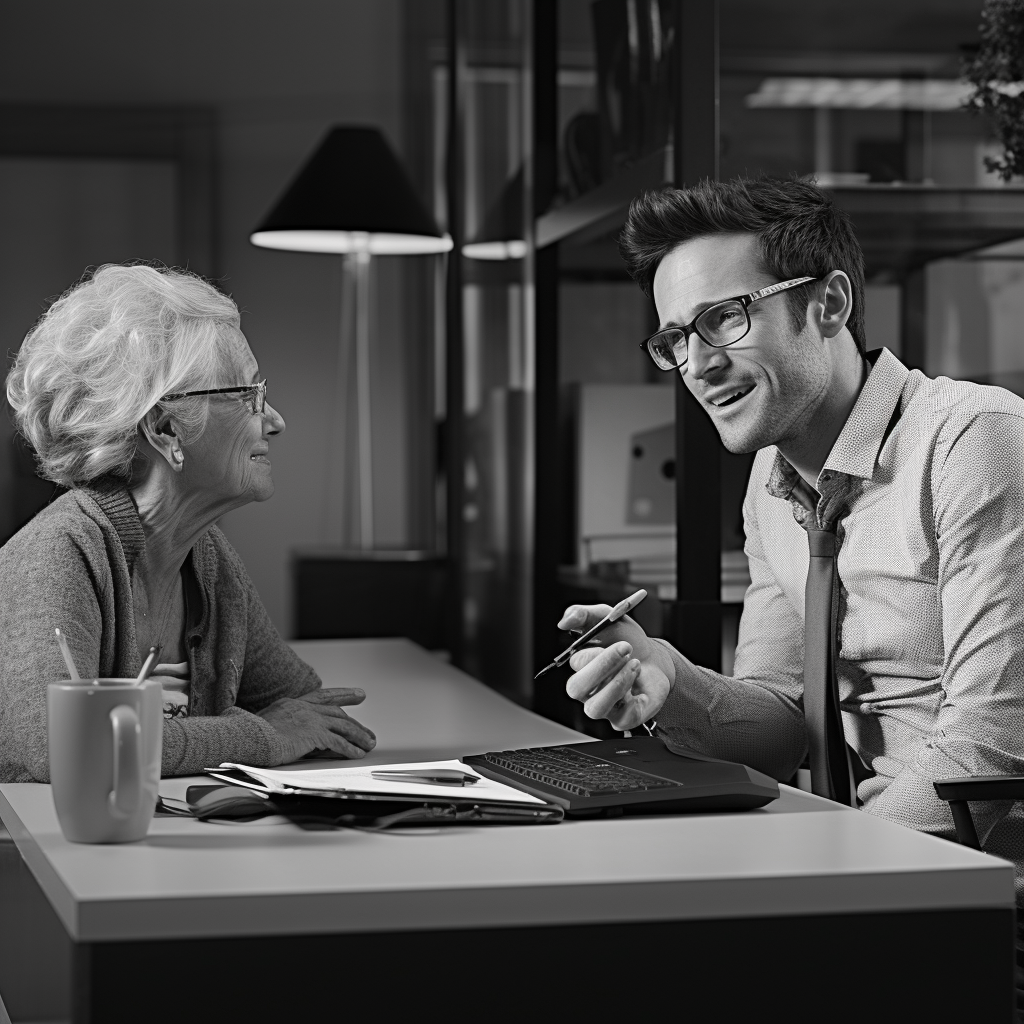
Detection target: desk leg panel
<box><xmin>77</xmin><ymin>910</ymin><xmax>1013</xmax><ymax>1024</ymax></box>
<box><xmin>0</xmin><ymin>833</ymin><xmax>72</xmax><ymax>1023</ymax></box>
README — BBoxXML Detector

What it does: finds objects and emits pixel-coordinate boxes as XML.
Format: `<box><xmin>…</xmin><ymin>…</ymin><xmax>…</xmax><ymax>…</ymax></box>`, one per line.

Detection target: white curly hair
<box><xmin>6</xmin><ymin>264</ymin><xmax>240</xmax><ymax>487</ymax></box>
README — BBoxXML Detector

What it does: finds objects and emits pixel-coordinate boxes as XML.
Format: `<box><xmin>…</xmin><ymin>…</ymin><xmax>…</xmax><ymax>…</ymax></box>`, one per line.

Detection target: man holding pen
<box><xmin>559</xmin><ymin>178</ymin><xmax>1024</xmax><ymax>947</ymax></box>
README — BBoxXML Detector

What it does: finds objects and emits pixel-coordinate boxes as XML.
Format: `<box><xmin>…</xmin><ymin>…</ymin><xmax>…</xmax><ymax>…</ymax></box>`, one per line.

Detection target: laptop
<box><xmin>462</xmin><ymin>736</ymin><xmax>779</xmax><ymax>817</ymax></box>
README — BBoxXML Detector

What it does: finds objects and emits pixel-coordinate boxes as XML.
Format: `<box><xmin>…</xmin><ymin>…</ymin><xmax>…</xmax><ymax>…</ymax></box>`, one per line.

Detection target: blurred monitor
<box><xmin>626</xmin><ymin>421</ymin><xmax>674</xmax><ymax>525</ymax></box>
<box><xmin>576</xmin><ymin>383</ymin><xmax>675</xmax><ymax>568</ymax></box>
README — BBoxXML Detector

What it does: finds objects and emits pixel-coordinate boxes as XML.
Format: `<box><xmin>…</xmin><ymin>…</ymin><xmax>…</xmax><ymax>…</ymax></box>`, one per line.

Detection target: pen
<box><xmin>371</xmin><ymin>769</ymin><xmax>480</xmax><ymax>786</ymax></box>
<box><xmin>534</xmin><ymin>588</ymin><xmax>647</xmax><ymax>679</ymax></box>
<box><xmin>54</xmin><ymin>628</ymin><xmax>80</xmax><ymax>681</ymax></box>
<box><xmin>136</xmin><ymin>645</ymin><xmax>161</xmax><ymax>685</ymax></box>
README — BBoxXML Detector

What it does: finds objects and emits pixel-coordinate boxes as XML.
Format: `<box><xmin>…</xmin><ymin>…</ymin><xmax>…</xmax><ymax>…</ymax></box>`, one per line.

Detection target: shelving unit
<box><xmin>433</xmin><ymin>0</ymin><xmax>1024</xmax><ymax>734</ymax></box>
<box><xmin>536</xmin><ymin>145</ymin><xmax>670</xmax><ymax>248</ymax></box>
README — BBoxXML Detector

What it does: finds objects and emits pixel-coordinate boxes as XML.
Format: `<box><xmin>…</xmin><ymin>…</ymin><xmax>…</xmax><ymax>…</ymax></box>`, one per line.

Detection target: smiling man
<box><xmin>558</xmin><ymin>178</ymin><xmax>1024</xmax><ymax>935</ymax></box>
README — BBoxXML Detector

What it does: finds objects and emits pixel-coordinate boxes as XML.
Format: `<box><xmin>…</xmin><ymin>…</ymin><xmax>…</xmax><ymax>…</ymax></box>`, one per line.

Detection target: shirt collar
<box><xmin>765</xmin><ymin>347</ymin><xmax>910</xmax><ymax>522</ymax></box>
<box><xmin>822</xmin><ymin>347</ymin><xmax>909</xmax><ymax>481</ymax></box>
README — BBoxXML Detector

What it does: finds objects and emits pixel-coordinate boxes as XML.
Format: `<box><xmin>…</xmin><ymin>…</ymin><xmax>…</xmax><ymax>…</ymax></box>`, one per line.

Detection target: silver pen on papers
<box><xmin>534</xmin><ymin>588</ymin><xmax>647</xmax><ymax>680</ymax></box>
<box><xmin>370</xmin><ymin>769</ymin><xmax>480</xmax><ymax>786</ymax></box>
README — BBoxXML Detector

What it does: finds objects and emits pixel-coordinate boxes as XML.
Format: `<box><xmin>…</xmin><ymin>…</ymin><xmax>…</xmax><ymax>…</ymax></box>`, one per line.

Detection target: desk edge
<box><xmin>68</xmin><ymin>863</ymin><xmax>1014</xmax><ymax>942</ymax></box>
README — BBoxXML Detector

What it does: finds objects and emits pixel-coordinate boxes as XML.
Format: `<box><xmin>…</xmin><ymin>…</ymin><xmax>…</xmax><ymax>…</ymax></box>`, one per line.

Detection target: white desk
<box><xmin>0</xmin><ymin>639</ymin><xmax>1015</xmax><ymax>1023</ymax></box>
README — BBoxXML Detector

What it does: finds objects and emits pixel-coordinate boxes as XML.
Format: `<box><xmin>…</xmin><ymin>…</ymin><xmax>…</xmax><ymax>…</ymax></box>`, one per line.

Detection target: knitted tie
<box><xmin>803</xmin><ymin>525</ymin><xmax>854</xmax><ymax>805</ymax></box>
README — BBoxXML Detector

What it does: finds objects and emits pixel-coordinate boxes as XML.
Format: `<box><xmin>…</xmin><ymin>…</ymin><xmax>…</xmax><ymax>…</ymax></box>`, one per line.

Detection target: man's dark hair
<box><xmin>619</xmin><ymin>177</ymin><xmax>867</xmax><ymax>355</ymax></box>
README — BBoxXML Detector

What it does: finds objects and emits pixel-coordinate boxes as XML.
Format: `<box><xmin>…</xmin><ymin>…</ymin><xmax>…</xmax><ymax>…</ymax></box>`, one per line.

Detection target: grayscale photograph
<box><xmin>0</xmin><ymin>2</ymin><xmax>1021</xmax><ymax>1021</ymax></box>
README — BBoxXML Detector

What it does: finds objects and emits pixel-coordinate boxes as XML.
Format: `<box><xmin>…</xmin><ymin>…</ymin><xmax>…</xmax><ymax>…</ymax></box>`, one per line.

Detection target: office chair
<box><xmin>933</xmin><ymin>777</ymin><xmax>1024</xmax><ymax>850</ymax></box>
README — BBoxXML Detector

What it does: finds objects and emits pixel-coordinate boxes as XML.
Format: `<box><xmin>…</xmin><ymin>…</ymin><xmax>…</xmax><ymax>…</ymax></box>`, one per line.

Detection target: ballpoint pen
<box><xmin>370</xmin><ymin>769</ymin><xmax>480</xmax><ymax>786</ymax></box>
<box><xmin>136</xmin><ymin>645</ymin><xmax>161</xmax><ymax>685</ymax></box>
<box><xmin>534</xmin><ymin>588</ymin><xmax>648</xmax><ymax>679</ymax></box>
<box><xmin>54</xmin><ymin>628</ymin><xmax>80</xmax><ymax>681</ymax></box>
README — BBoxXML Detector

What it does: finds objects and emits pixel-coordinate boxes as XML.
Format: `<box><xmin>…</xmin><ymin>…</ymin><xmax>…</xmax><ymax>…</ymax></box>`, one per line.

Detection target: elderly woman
<box><xmin>0</xmin><ymin>263</ymin><xmax>375</xmax><ymax>782</ymax></box>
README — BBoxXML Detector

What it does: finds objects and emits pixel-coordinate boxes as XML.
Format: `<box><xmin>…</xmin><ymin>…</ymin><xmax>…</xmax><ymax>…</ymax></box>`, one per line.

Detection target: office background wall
<box><xmin>4</xmin><ymin>0</ymin><xmax>1024</xmax><ymax>663</ymax></box>
<box><xmin>0</xmin><ymin>0</ymin><xmax>425</xmax><ymax>635</ymax></box>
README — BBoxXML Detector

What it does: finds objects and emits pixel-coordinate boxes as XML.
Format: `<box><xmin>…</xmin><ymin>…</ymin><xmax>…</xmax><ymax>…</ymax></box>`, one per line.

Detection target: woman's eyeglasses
<box><xmin>639</xmin><ymin>277</ymin><xmax>820</xmax><ymax>372</ymax></box>
<box><xmin>161</xmin><ymin>379</ymin><xmax>268</xmax><ymax>415</ymax></box>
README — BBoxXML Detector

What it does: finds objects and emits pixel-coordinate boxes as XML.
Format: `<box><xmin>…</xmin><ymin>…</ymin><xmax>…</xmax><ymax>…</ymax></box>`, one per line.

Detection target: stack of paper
<box><xmin>209</xmin><ymin>759</ymin><xmax>545</xmax><ymax>805</ymax></box>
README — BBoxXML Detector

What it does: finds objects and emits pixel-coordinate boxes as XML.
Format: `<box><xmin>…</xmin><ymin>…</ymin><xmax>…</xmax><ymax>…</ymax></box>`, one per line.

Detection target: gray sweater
<box><xmin>0</xmin><ymin>479</ymin><xmax>320</xmax><ymax>782</ymax></box>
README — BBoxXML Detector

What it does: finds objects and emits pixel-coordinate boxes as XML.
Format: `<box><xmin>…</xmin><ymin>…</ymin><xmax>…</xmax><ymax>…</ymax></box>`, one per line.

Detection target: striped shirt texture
<box><xmin>656</xmin><ymin>347</ymin><xmax>1024</xmax><ymax>903</ymax></box>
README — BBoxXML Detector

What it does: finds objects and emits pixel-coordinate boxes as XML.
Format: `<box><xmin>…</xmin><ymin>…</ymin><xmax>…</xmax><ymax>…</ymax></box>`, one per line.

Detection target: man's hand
<box><xmin>559</xmin><ymin>604</ymin><xmax>672</xmax><ymax>731</ymax></box>
<box><xmin>258</xmin><ymin>687</ymin><xmax>376</xmax><ymax>764</ymax></box>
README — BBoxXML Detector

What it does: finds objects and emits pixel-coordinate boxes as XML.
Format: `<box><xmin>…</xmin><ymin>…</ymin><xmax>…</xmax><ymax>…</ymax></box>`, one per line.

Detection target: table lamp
<box><xmin>250</xmin><ymin>126</ymin><xmax>452</xmax><ymax>548</ymax></box>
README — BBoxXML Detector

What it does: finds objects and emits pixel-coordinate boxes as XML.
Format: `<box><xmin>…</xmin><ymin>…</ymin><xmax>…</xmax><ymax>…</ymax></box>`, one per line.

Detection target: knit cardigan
<box><xmin>0</xmin><ymin>479</ymin><xmax>321</xmax><ymax>782</ymax></box>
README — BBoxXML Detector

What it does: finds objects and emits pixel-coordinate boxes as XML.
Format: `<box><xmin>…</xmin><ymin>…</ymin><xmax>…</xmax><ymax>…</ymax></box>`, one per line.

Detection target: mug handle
<box><xmin>108</xmin><ymin>705</ymin><xmax>142</xmax><ymax>818</ymax></box>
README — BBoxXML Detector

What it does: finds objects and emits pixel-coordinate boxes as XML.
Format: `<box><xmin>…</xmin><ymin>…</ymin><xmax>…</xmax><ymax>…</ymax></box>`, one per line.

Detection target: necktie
<box><xmin>803</xmin><ymin>524</ymin><xmax>854</xmax><ymax>805</ymax></box>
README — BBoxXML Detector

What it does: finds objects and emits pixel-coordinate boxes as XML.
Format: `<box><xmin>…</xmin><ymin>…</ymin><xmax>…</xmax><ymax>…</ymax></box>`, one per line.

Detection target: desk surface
<box><xmin>287</xmin><ymin>637</ymin><xmax>585</xmax><ymax>764</ymax></box>
<box><xmin>0</xmin><ymin>639</ymin><xmax>1013</xmax><ymax>944</ymax></box>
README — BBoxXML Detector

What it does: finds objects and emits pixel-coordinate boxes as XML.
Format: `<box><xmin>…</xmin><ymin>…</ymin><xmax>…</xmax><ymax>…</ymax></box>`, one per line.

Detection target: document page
<box><xmin>213</xmin><ymin>759</ymin><xmax>546</xmax><ymax>805</ymax></box>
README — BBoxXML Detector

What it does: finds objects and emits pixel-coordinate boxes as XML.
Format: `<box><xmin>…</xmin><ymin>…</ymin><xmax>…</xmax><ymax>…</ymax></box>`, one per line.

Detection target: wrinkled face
<box><xmin>183</xmin><ymin>328</ymin><xmax>286</xmax><ymax>507</ymax></box>
<box><xmin>652</xmin><ymin>233</ymin><xmax>830</xmax><ymax>454</ymax></box>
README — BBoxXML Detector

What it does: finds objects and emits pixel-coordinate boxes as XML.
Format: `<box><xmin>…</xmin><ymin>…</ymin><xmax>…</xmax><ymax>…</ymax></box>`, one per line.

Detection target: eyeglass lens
<box><xmin>648</xmin><ymin>300</ymin><xmax>750</xmax><ymax>370</ymax></box>
<box><xmin>649</xmin><ymin>332</ymin><xmax>688</xmax><ymax>371</ymax></box>
<box><xmin>698</xmin><ymin>300</ymin><xmax>749</xmax><ymax>345</ymax></box>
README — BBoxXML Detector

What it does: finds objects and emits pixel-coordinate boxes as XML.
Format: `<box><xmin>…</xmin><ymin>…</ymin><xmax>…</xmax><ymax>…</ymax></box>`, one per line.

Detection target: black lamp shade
<box><xmin>250</xmin><ymin>126</ymin><xmax>452</xmax><ymax>255</ymax></box>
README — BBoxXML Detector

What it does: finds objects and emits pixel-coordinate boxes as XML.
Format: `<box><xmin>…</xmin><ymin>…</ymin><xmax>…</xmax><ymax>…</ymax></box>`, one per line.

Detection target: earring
<box><xmin>171</xmin><ymin>448</ymin><xmax>184</xmax><ymax>465</ymax></box>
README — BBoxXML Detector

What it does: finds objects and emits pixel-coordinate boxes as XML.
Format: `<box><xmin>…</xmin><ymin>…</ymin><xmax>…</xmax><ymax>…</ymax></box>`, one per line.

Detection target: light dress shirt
<box><xmin>655</xmin><ymin>347</ymin><xmax>1024</xmax><ymax>903</ymax></box>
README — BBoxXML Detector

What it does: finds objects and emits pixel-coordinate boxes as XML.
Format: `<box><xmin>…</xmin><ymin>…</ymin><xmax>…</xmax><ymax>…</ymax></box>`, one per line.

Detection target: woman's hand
<box><xmin>257</xmin><ymin>687</ymin><xmax>376</xmax><ymax>763</ymax></box>
<box><xmin>558</xmin><ymin>604</ymin><xmax>673</xmax><ymax>731</ymax></box>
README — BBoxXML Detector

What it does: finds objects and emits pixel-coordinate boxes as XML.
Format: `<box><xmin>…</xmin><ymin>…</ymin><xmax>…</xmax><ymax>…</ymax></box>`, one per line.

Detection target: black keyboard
<box><xmin>482</xmin><ymin>746</ymin><xmax>678</xmax><ymax>797</ymax></box>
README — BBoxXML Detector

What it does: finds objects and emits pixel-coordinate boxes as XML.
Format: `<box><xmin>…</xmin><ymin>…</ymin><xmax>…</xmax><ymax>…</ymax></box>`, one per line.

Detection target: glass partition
<box><xmin>402</xmin><ymin>0</ymin><xmax>1024</xmax><ymax>722</ymax></box>
<box><xmin>438</xmin><ymin>1</ymin><xmax>535</xmax><ymax>698</ymax></box>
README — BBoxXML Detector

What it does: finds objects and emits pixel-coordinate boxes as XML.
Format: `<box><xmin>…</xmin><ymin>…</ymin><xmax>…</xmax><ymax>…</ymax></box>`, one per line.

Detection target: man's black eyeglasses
<box><xmin>161</xmin><ymin>379</ymin><xmax>268</xmax><ymax>415</ymax></box>
<box><xmin>639</xmin><ymin>277</ymin><xmax>820</xmax><ymax>372</ymax></box>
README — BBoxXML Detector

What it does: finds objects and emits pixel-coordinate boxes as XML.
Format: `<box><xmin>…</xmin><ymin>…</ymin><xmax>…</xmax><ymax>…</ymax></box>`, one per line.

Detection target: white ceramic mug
<box><xmin>47</xmin><ymin>678</ymin><xmax>163</xmax><ymax>843</ymax></box>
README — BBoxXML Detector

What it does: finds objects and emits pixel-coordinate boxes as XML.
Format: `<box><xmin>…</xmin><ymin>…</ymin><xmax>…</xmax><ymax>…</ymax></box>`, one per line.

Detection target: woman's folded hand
<box><xmin>257</xmin><ymin>687</ymin><xmax>377</xmax><ymax>764</ymax></box>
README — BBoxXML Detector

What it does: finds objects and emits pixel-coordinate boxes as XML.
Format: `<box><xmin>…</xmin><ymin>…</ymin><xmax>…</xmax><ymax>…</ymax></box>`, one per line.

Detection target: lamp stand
<box><xmin>249</xmin><ymin>127</ymin><xmax>452</xmax><ymax>554</ymax></box>
<box><xmin>327</xmin><ymin>249</ymin><xmax>374</xmax><ymax>550</ymax></box>
<box><xmin>352</xmin><ymin>249</ymin><xmax>374</xmax><ymax>550</ymax></box>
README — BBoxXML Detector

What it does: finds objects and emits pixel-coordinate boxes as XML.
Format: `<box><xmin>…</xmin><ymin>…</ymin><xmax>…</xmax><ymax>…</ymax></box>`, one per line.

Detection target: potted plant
<box><xmin>964</xmin><ymin>0</ymin><xmax>1024</xmax><ymax>180</ymax></box>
